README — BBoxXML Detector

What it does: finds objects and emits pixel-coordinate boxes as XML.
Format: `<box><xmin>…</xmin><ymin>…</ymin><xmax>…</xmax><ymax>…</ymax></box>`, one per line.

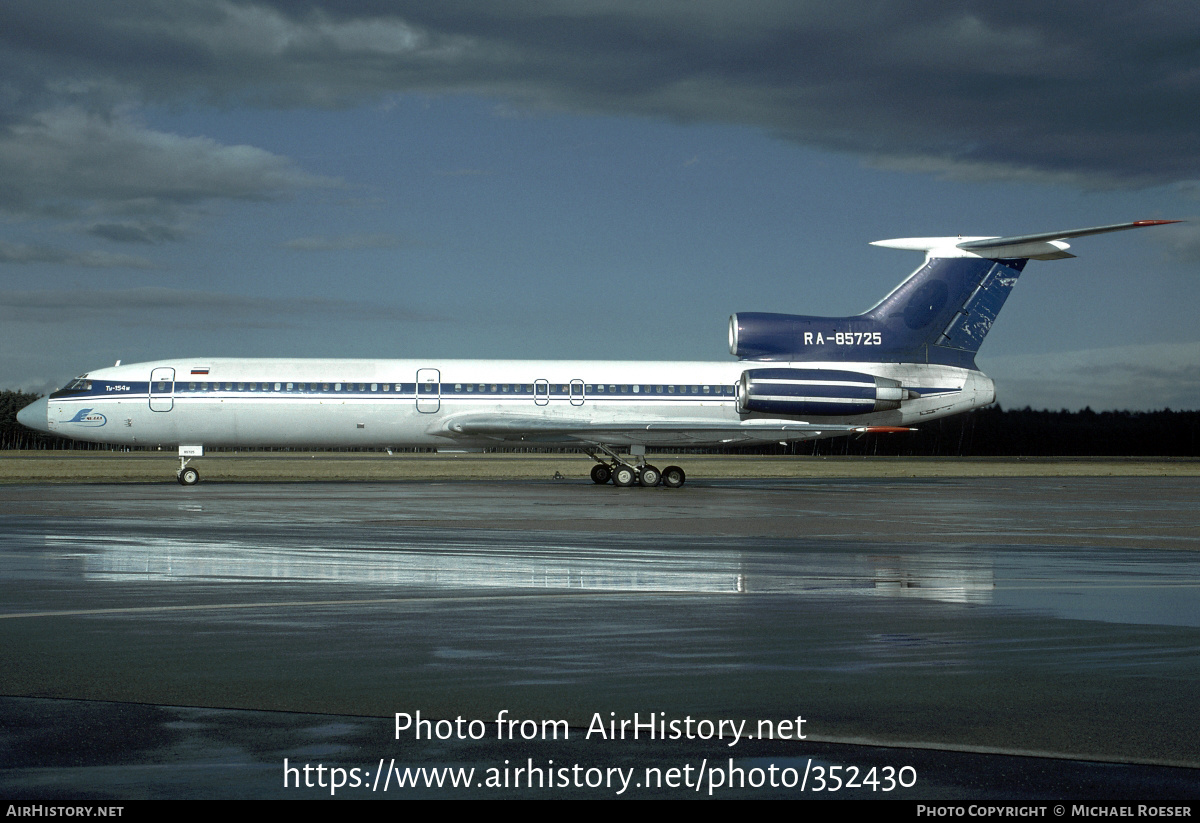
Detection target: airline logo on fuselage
<box><xmin>66</xmin><ymin>408</ymin><xmax>107</xmax><ymax>427</ymax></box>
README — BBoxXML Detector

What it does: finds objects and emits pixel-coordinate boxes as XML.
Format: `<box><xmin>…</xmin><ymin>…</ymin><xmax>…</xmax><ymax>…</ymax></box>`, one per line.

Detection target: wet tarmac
<box><xmin>1</xmin><ymin>477</ymin><xmax>1198</xmax><ymax>799</ymax></box>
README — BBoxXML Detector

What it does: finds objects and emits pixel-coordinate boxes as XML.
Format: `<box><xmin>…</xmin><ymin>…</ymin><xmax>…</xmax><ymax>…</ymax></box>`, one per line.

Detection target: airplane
<box><xmin>16</xmin><ymin>219</ymin><xmax>1178</xmax><ymax>487</ymax></box>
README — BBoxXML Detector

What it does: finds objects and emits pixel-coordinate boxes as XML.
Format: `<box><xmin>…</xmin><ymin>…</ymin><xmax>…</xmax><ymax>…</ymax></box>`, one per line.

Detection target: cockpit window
<box><xmin>64</xmin><ymin>378</ymin><xmax>92</xmax><ymax>391</ymax></box>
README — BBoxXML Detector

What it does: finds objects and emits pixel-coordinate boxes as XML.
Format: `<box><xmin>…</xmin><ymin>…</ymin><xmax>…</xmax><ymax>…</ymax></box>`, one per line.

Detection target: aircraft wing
<box><xmin>434</xmin><ymin>413</ymin><xmax>909</xmax><ymax>447</ymax></box>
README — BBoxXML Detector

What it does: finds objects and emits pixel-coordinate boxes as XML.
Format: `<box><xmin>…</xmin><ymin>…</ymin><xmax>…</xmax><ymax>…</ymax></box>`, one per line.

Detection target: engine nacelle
<box><xmin>737</xmin><ymin>368</ymin><xmax>907</xmax><ymax>417</ymax></box>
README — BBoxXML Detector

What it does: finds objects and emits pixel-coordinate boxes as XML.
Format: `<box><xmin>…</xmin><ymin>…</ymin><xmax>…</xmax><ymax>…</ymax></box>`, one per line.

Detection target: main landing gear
<box><xmin>586</xmin><ymin>447</ymin><xmax>686</xmax><ymax>489</ymax></box>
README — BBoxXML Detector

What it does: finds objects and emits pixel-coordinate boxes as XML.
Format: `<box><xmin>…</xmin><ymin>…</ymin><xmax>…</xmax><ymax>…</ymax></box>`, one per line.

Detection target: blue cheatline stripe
<box><xmin>51</xmin><ymin>381</ymin><xmax>741</xmax><ymax>401</ymax></box>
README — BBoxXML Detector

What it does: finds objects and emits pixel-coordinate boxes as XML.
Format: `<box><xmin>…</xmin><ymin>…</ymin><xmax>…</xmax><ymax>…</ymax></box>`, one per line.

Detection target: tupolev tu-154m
<box><xmin>17</xmin><ymin>219</ymin><xmax>1178</xmax><ymax>487</ymax></box>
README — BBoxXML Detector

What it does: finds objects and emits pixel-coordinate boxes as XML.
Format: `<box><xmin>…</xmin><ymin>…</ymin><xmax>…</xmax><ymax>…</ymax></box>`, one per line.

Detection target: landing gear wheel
<box><xmin>590</xmin><ymin>464</ymin><xmax>612</xmax><ymax>485</ymax></box>
<box><xmin>178</xmin><ymin>467</ymin><xmax>200</xmax><ymax>486</ymax></box>
<box><xmin>639</xmin><ymin>465</ymin><xmax>661</xmax><ymax>487</ymax></box>
<box><xmin>661</xmin><ymin>465</ymin><xmax>685</xmax><ymax>488</ymax></box>
<box><xmin>611</xmin><ymin>465</ymin><xmax>637</xmax><ymax>487</ymax></box>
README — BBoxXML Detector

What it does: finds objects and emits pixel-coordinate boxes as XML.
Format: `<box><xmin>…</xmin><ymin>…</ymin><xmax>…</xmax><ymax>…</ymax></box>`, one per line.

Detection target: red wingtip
<box><xmin>1132</xmin><ymin>220</ymin><xmax>1183</xmax><ymax>226</ymax></box>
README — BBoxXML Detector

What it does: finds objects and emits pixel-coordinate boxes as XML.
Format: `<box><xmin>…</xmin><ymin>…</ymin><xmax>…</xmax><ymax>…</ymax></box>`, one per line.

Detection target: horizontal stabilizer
<box><xmin>872</xmin><ymin>220</ymin><xmax>1179</xmax><ymax>261</ymax></box>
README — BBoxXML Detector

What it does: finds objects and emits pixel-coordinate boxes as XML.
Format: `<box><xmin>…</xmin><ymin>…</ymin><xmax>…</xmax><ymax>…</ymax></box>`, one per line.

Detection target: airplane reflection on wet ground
<box><xmin>1</xmin><ymin>477</ymin><xmax>1198</xmax><ymax>798</ymax></box>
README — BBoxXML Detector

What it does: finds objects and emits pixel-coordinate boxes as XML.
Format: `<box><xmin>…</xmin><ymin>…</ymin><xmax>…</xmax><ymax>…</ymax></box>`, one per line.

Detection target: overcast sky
<box><xmin>2</xmin><ymin>1</ymin><xmax>1197</xmax><ymax>410</ymax></box>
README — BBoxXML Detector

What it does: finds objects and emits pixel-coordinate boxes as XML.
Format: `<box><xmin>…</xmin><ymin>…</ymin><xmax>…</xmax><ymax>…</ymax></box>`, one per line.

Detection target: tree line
<box><xmin>3</xmin><ymin>389</ymin><xmax>1199</xmax><ymax>456</ymax></box>
<box><xmin>759</xmin><ymin>405</ymin><xmax>1200</xmax><ymax>457</ymax></box>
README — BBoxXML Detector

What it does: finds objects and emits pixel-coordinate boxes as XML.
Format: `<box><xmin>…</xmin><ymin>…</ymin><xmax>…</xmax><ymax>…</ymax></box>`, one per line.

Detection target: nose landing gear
<box><xmin>176</xmin><ymin>445</ymin><xmax>204</xmax><ymax>486</ymax></box>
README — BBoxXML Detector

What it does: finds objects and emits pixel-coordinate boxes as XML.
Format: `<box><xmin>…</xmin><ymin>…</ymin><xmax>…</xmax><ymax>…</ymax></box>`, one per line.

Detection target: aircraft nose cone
<box><xmin>16</xmin><ymin>397</ymin><xmax>50</xmax><ymax>434</ymax></box>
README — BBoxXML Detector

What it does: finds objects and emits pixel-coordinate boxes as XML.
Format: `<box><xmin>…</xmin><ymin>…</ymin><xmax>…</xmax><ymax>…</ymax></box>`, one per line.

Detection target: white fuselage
<box><xmin>38</xmin><ymin>357</ymin><xmax>995</xmax><ymax>450</ymax></box>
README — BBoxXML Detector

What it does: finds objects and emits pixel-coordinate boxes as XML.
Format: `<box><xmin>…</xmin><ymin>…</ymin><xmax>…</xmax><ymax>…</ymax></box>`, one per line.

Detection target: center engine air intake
<box><xmin>737</xmin><ymin>369</ymin><xmax>907</xmax><ymax>417</ymax></box>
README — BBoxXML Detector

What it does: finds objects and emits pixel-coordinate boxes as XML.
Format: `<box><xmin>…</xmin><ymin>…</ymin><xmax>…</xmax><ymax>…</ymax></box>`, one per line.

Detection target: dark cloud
<box><xmin>3</xmin><ymin>1</ymin><xmax>1197</xmax><ymax>187</ymax></box>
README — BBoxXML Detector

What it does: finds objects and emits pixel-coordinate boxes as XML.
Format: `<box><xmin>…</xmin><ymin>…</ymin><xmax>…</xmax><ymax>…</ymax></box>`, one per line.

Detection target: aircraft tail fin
<box><xmin>730</xmin><ymin>220</ymin><xmax>1180</xmax><ymax>367</ymax></box>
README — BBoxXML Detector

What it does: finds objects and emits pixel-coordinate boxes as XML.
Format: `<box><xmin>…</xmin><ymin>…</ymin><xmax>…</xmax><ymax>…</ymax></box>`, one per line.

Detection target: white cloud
<box><xmin>0</xmin><ymin>107</ymin><xmax>334</xmax><ymax>218</ymax></box>
<box><xmin>979</xmin><ymin>342</ymin><xmax>1200</xmax><ymax>411</ymax></box>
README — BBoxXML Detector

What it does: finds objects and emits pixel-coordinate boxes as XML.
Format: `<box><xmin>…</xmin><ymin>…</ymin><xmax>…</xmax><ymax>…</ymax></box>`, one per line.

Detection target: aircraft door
<box><xmin>416</xmin><ymin>368</ymin><xmax>440</xmax><ymax>413</ymax></box>
<box><xmin>149</xmin><ymin>367</ymin><xmax>174</xmax><ymax>412</ymax></box>
<box><xmin>570</xmin><ymin>379</ymin><xmax>584</xmax><ymax>406</ymax></box>
<box><xmin>534</xmin><ymin>379</ymin><xmax>550</xmax><ymax>406</ymax></box>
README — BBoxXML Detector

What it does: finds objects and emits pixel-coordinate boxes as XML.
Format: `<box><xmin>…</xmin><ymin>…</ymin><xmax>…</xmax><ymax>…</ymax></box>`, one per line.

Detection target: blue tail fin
<box><xmin>728</xmin><ymin>220</ymin><xmax>1179</xmax><ymax>368</ymax></box>
<box><xmin>730</xmin><ymin>257</ymin><xmax>1025</xmax><ymax>368</ymax></box>
<box><xmin>861</xmin><ymin>256</ymin><xmax>1027</xmax><ymax>366</ymax></box>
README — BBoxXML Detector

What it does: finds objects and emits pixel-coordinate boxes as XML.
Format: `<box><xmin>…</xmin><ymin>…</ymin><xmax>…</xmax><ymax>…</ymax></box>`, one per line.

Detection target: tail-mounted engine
<box><xmin>736</xmin><ymin>368</ymin><xmax>909</xmax><ymax>417</ymax></box>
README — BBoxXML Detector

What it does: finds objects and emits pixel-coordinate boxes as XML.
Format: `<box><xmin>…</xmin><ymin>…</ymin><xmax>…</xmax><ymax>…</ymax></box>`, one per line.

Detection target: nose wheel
<box><xmin>177</xmin><ymin>454</ymin><xmax>200</xmax><ymax>486</ymax></box>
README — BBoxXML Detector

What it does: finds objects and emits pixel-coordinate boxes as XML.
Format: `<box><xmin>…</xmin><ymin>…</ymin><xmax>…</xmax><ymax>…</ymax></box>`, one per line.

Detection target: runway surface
<box><xmin>1</xmin><ymin>476</ymin><xmax>1198</xmax><ymax>799</ymax></box>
